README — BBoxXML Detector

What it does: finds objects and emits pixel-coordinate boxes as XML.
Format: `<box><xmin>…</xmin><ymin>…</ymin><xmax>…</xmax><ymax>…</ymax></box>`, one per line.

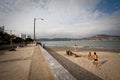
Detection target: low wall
<box><xmin>39</xmin><ymin>45</ymin><xmax>76</xmax><ymax>80</ymax></box>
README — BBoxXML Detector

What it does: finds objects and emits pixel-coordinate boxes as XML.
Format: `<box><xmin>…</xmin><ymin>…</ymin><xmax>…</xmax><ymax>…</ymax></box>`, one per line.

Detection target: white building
<box><xmin>0</xmin><ymin>26</ymin><xmax>4</xmax><ymax>33</ymax></box>
<box><xmin>21</xmin><ymin>34</ymin><xmax>26</xmax><ymax>40</ymax></box>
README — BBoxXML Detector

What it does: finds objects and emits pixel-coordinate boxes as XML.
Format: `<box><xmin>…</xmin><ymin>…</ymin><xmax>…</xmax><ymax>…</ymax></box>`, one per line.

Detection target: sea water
<box><xmin>41</xmin><ymin>40</ymin><xmax>120</xmax><ymax>50</ymax></box>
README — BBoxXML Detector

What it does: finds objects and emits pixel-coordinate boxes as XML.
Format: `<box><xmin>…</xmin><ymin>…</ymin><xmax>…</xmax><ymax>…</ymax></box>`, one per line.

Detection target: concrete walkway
<box><xmin>0</xmin><ymin>44</ymin><xmax>55</xmax><ymax>80</ymax></box>
<box><xmin>40</xmin><ymin>45</ymin><xmax>76</xmax><ymax>80</ymax></box>
<box><xmin>28</xmin><ymin>45</ymin><xmax>55</xmax><ymax>80</ymax></box>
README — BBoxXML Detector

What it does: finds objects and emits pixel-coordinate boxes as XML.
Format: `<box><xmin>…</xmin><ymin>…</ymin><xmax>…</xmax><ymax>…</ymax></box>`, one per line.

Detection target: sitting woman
<box><xmin>88</xmin><ymin>52</ymin><xmax>92</xmax><ymax>60</ymax></box>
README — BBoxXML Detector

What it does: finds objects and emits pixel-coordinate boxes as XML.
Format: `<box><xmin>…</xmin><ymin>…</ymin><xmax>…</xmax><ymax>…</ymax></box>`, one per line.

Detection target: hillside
<box><xmin>82</xmin><ymin>35</ymin><xmax>120</xmax><ymax>40</ymax></box>
<box><xmin>37</xmin><ymin>35</ymin><xmax>120</xmax><ymax>41</ymax></box>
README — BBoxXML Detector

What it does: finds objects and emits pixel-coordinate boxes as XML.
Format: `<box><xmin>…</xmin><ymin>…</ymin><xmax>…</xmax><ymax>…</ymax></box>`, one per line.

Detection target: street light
<box><xmin>34</xmin><ymin>18</ymin><xmax>44</xmax><ymax>42</ymax></box>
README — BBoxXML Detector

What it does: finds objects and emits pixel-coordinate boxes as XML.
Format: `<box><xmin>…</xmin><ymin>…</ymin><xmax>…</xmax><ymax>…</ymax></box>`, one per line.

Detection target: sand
<box><xmin>47</xmin><ymin>46</ymin><xmax>120</xmax><ymax>80</ymax></box>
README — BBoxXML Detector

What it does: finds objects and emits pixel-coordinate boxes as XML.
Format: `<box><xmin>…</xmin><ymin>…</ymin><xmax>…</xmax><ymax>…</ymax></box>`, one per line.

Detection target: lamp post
<box><xmin>34</xmin><ymin>18</ymin><xmax>36</xmax><ymax>41</ymax></box>
<box><xmin>34</xmin><ymin>18</ymin><xmax>44</xmax><ymax>43</ymax></box>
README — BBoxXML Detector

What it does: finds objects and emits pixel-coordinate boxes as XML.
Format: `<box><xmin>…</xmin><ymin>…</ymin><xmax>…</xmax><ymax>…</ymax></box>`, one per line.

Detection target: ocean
<box><xmin>41</xmin><ymin>40</ymin><xmax>120</xmax><ymax>50</ymax></box>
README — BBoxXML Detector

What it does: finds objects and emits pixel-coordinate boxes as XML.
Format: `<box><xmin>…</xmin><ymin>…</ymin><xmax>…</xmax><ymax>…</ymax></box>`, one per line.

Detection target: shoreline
<box><xmin>46</xmin><ymin>45</ymin><xmax>120</xmax><ymax>53</ymax></box>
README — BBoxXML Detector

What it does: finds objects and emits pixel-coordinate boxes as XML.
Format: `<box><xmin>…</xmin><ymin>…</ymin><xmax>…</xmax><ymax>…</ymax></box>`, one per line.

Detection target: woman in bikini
<box><xmin>93</xmin><ymin>52</ymin><xmax>98</xmax><ymax>67</ymax></box>
<box><xmin>73</xmin><ymin>44</ymin><xmax>78</xmax><ymax>52</ymax></box>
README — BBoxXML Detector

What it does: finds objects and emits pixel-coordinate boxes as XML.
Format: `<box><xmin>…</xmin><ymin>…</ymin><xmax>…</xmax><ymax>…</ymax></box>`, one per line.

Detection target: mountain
<box><xmin>37</xmin><ymin>35</ymin><xmax>120</xmax><ymax>41</ymax></box>
<box><xmin>37</xmin><ymin>38</ymin><xmax>72</xmax><ymax>41</ymax></box>
<box><xmin>82</xmin><ymin>34</ymin><xmax>120</xmax><ymax>40</ymax></box>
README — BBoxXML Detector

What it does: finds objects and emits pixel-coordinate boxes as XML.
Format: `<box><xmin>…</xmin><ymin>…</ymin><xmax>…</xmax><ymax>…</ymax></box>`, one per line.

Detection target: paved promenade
<box><xmin>0</xmin><ymin>44</ymin><xmax>55</xmax><ymax>80</ymax></box>
<box><xmin>28</xmin><ymin>45</ymin><xmax>55</xmax><ymax>80</ymax></box>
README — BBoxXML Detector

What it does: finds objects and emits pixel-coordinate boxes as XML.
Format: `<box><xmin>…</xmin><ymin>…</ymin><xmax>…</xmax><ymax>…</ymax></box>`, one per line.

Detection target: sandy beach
<box><xmin>46</xmin><ymin>46</ymin><xmax>120</xmax><ymax>80</ymax></box>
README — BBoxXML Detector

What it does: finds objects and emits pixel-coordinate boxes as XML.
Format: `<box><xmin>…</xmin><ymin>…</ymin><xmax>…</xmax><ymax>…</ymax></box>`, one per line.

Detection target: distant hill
<box><xmin>82</xmin><ymin>35</ymin><xmax>120</xmax><ymax>40</ymax></box>
<box><xmin>37</xmin><ymin>38</ymin><xmax>72</xmax><ymax>41</ymax></box>
<box><xmin>37</xmin><ymin>35</ymin><xmax>120</xmax><ymax>41</ymax></box>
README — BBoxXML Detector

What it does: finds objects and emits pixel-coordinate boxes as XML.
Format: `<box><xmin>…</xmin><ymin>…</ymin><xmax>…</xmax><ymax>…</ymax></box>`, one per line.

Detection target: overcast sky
<box><xmin>0</xmin><ymin>0</ymin><xmax>120</xmax><ymax>38</ymax></box>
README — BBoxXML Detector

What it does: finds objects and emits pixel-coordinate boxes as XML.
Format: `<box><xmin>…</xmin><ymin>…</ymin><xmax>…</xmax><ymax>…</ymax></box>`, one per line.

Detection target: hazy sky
<box><xmin>0</xmin><ymin>0</ymin><xmax>120</xmax><ymax>38</ymax></box>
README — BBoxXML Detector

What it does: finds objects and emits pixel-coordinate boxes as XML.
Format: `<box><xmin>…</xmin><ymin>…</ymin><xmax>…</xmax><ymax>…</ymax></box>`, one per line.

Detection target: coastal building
<box><xmin>21</xmin><ymin>34</ymin><xmax>26</xmax><ymax>40</ymax></box>
<box><xmin>27</xmin><ymin>35</ymin><xmax>31</xmax><ymax>38</ymax></box>
<box><xmin>0</xmin><ymin>26</ymin><xmax>4</xmax><ymax>33</ymax></box>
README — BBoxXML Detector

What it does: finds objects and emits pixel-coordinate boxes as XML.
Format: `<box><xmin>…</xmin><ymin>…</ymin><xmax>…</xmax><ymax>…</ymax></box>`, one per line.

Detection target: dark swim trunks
<box><xmin>94</xmin><ymin>59</ymin><xmax>98</xmax><ymax>61</ymax></box>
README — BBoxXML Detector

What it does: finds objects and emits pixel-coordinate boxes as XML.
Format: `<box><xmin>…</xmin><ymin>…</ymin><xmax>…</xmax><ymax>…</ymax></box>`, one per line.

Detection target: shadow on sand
<box><xmin>45</xmin><ymin>47</ymin><xmax>103</xmax><ymax>80</ymax></box>
<box><xmin>0</xmin><ymin>52</ymin><xmax>5</xmax><ymax>55</ymax></box>
<box><xmin>99</xmin><ymin>60</ymin><xmax>108</xmax><ymax>67</ymax></box>
<box><xmin>0</xmin><ymin>57</ymin><xmax>31</xmax><ymax>63</ymax></box>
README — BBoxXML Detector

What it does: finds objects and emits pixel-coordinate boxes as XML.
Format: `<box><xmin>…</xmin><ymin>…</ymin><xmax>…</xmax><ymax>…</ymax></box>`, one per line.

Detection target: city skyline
<box><xmin>0</xmin><ymin>0</ymin><xmax>120</xmax><ymax>38</ymax></box>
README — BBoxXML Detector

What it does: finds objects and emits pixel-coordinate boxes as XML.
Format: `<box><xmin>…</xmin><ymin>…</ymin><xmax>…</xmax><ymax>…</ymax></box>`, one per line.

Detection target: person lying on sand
<box><xmin>93</xmin><ymin>52</ymin><xmax>98</xmax><ymax>67</ymax></box>
<box><xmin>66</xmin><ymin>50</ymin><xmax>73</xmax><ymax>55</ymax></box>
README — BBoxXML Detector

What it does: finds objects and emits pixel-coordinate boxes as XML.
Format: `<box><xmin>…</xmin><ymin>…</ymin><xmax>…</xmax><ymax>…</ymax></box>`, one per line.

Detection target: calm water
<box><xmin>41</xmin><ymin>40</ymin><xmax>120</xmax><ymax>50</ymax></box>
